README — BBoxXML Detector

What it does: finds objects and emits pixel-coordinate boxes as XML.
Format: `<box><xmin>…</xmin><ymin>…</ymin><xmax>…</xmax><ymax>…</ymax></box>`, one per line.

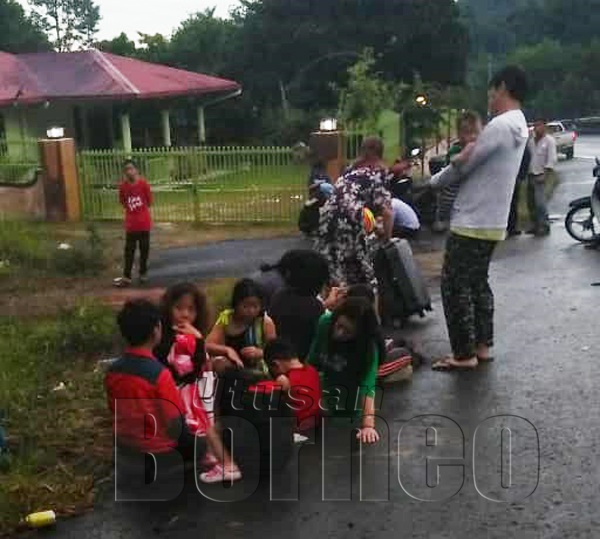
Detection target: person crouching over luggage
<box><xmin>307</xmin><ymin>297</ymin><xmax>382</xmax><ymax>445</ymax></box>
<box><xmin>374</xmin><ymin>199</ymin><xmax>421</xmax><ymax>241</ymax></box>
<box><xmin>264</xmin><ymin>339</ymin><xmax>322</xmax><ymax>436</ymax></box>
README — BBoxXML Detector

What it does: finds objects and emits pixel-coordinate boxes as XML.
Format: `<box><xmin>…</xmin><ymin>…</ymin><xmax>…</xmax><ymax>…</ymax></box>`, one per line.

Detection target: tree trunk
<box><xmin>279</xmin><ymin>80</ymin><xmax>290</xmax><ymax>120</ymax></box>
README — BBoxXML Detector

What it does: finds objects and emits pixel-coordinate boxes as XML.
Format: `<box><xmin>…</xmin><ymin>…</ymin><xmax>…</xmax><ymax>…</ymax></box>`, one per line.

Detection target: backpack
<box><xmin>298</xmin><ymin>200</ymin><xmax>321</xmax><ymax>236</ymax></box>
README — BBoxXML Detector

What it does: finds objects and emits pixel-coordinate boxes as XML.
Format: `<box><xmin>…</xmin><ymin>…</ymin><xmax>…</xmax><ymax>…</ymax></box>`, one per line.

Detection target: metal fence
<box><xmin>0</xmin><ymin>137</ymin><xmax>40</xmax><ymax>185</ymax></box>
<box><xmin>77</xmin><ymin>146</ymin><xmax>309</xmax><ymax>223</ymax></box>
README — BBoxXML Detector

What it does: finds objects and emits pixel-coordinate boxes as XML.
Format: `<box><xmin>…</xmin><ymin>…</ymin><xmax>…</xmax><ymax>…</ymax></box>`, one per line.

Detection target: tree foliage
<box><xmin>97</xmin><ymin>32</ymin><xmax>136</xmax><ymax>57</ymax></box>
<box><xmin>0</xmin><ymin>0</ymin><xmax>50</xmax><ymax>53</ymax></box>
<box><xmin>89</xmin><ymin>0</ymin><xmax>469</xmax><ymax>143</ymax></box>
<box><xmin>31</xmin><ymin>0</ymin><xmax>100</xmax><ymax>51</ymax></box>
<box><xmin>337</xmin><ymin>49</ymin><xmax>393</xmax><ymax>132</ymax></box>
<box><xmin>508</xmin><ymin>39</ymin><xmax>600</xmax><ymax>119</ymax></box>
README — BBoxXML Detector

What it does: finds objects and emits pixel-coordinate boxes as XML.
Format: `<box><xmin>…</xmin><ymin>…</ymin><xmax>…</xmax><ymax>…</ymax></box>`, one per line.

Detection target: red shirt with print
<box><xmin>119</xmin><ymin>179</ymin><xmax>153</xmax><ymax>232</ymax></box>
<box><xmin>287</xmin><ymin>364</ymin><xmax>322</xmax><ymax>432</ymax></box>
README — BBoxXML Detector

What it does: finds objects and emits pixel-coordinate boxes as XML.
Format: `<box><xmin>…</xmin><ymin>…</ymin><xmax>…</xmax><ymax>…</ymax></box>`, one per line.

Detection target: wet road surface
<box><xmin>48</xmin><ymin>137</ymin><xmax>600</xmax><ymax>538</ymax></box>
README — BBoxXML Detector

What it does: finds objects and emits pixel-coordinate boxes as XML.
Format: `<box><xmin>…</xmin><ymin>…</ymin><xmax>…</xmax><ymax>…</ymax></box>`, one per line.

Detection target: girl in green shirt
<box><xmin>307</xmin><ymin>297</ymin><xmax>381</xmax><ymax>445</ymax></box>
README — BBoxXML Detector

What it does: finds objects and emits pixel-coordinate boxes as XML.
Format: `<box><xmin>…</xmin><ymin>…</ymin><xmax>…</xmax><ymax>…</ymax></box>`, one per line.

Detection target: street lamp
<box><xmin>415</xmin><ymin>94</ymin><xmax>428</xmax><ymax>107</ymax></box>
<box><xmin>46</xmin><ymin>126</ymin><xmax>65</xmax><ymax>139</ymax></box>
<box><xmin>319</xmin><ymin>118</ymin><xmax>338</xmax><ymax>132</ymax></box>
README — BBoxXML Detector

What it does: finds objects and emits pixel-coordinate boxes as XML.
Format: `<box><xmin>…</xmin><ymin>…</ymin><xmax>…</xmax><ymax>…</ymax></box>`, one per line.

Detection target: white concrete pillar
<box><xmin>197</xmin><ymin>106</ymin><xmax>206</xmax><ymax>144</ymax></box>
<box><xmin>120</xmin><ymin>111</ymin><xmax>132</xmax><ymax>153</ymax></box>
<box><xmin>161</xmin><ymin>109</ymin><xmax>172</xmax><ymax>147</ymax></box>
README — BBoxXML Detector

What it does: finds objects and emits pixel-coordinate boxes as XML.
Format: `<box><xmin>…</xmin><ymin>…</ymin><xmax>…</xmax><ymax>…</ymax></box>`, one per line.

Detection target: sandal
<box><xmin>432</xmin><ymin>356</ymin><xmax>478</xmax><ymax>371</ymax></box>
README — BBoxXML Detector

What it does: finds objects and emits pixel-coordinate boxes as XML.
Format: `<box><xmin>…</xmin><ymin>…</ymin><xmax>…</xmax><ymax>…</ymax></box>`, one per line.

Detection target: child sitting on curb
<box><xmin>207</xmin><ymin>279</ymin><xmax>276</xmax><ymax>374</ymax></box>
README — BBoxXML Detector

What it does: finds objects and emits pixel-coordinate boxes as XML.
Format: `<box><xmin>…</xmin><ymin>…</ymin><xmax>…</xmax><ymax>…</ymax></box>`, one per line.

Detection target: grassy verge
<box><xmin>0</xmin><ymin>220</ymin><xmax>297</xmax><ymax>313</ymax></box>
<box><xmin>0</xmin><ymin>304</ymin><xmax>117</xmax><ymax>536</ymax></box>
<box><xmin>0</xmin><ymin>276</ymin><xmax>242</xmax><ymax>537</ymax></box>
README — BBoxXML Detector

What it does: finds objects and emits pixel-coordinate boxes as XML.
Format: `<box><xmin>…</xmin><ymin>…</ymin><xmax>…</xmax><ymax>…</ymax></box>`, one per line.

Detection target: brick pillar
<box><xmin>308</xmin><ymin>131</ymin><xmax>346</xmax><ymax>182</ymax></box>
<box><xmin>38</xmin><ymin>138</ymin><xmax>81</xmax><ymax>222</ymax></box>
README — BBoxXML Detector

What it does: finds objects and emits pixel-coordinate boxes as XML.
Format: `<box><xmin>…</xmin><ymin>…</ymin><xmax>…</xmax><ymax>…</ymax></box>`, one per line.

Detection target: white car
<box><xmin>546</xmin><ymin>121</ymin><xmax>577</xmax><ymax>160</ymax></box>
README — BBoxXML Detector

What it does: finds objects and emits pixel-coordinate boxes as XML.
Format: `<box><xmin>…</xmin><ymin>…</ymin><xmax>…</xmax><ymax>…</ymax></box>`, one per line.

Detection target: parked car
<box><xmin>558</xmin><ymin>119</ymin><xmax>579</xmax><ymax>135</ymax></box>
<box><xmin>546</xmin><ymin>121</ymin><xmax>577</xmax><ymax>160</ymax></box>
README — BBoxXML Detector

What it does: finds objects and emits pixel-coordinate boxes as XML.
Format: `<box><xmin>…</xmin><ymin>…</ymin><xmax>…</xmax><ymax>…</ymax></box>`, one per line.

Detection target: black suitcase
<box><xmin>374</xmin><ymin>238</ymin><xmax>432</xmax><ymax>327</ymax></box>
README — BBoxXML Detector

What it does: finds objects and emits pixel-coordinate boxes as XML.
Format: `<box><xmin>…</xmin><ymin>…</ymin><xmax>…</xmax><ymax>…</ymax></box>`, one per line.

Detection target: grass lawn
<box><xmin>82</xmin><ymin>186</ymin><xmax>306</xmax><ymax>223</ymax></box>
<box><xmin>377</xmin><ymin>110</ymin><xmax>401</xmax><ymax>163</ymax></box>
<box><xmin>79</xmin><ymin>159</ymin><xmax>308</xmax><ymax>223</ymax></box>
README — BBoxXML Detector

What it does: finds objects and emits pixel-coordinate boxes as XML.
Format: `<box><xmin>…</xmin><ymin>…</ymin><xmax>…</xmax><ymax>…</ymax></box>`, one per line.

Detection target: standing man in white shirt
<box><xmin>527</xmin><ymin>120</ymin><xmax>557</xmax><ymax>236</ymax></box>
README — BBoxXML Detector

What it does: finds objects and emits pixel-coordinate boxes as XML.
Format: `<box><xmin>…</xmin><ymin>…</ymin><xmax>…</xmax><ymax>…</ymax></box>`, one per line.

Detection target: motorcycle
<box><xmin>565</xmin><ymin>157</ymin><xmax>600</xmax><ymax>243</ymax></box>
<box><xmin>389</xmin><ymin>148</ymin><xmax>421</xmax><ymax>205</ymax></box>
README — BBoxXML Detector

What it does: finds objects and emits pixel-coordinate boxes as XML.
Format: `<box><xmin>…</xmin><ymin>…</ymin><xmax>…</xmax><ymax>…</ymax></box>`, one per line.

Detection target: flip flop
<box><xmin>432</xmin><ymin>356</ymin><xmax>478</xmax><ymax>371</ymax></box>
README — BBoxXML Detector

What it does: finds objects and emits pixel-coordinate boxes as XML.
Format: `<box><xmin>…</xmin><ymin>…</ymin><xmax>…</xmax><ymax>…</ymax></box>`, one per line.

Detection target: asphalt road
<box><xmin>148</xmin><ymin>236</ymin><xmax>312</xmax><ymax>285</ymax></box>
<box><xmin>47</xmin><ymin>136</ymin><xmax>600</xmax><ymax>539</ymax></box>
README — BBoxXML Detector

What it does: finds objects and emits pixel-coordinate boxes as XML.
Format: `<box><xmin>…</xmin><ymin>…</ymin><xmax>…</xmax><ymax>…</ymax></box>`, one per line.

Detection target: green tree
<box><xmin>0</xmin><ymin>0</ymin><xmax>50</xmax><ymax>52</ymax></box>
<box><xmin>169</xmin><ymin>9</ymin><xmax>239</xmax><ymax>75</ymax></box>
<box><xmin>235</xmin><ymin>0</ymin><xmax>468</xmax><ymax>112</ymax></box>
<box><xmin>136</xmin><ymin>32</ymin><xmax>171</xmax><ymax>64</ymax></box>
<box><xmin>97</xmin><ymin>32</ymin><xmax>137</xmax><ymax>56</ymax></box>
<box><xmin>337</xmin><ymin>49</ymin><xmax>393</xmax><ymax>132</ymax></box>
<box><xmin>31</xmin><ymin>0</ymin><xmax>101</xmax><ymax>51</ymax></box>
<box><xmin>507</xmin><ymin>39</ymin><xmax>600</xmax><ymax>118</ymax></box>
<box><xmin>75</xmin><ymin>0</ymin><xmax>100</xmax><ymax>48</ymax></box>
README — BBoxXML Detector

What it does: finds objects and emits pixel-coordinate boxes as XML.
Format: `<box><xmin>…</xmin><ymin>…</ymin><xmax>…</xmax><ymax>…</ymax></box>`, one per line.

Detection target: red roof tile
<box><xmin>0</xmin><ymin>50</ymin><xmax>240</xmax><ymax>106</ymax></box>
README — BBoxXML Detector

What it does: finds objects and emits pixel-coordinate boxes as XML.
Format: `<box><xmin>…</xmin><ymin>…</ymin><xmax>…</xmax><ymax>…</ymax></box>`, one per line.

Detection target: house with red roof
<box><xmin>0</xmin><ymin>49</ymin><xmax>241</xmax><ymax>157</ymax></box>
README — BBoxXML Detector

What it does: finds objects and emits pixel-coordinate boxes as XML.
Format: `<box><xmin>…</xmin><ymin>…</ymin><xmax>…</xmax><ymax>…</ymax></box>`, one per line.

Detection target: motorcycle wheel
<box><xmin>565</xmin><ymin>203</ymin><xmax>600</xmax><ymax>243</ymax></box>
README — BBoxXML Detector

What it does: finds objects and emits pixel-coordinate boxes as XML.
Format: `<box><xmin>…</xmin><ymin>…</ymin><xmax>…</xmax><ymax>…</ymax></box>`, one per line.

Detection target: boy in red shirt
<box><xmin>105</xmin><ymin>300</ymin><xmax>203</xmax><ymax>468</ymax></box>
<box><xmin>114</xmin><ymin>160</ymin><xmax>153</xmax><ymax>287</ymax></box>
<box><xmin>264</xmin><ymin>339</ymin><xmax>321</xmax><ymax>435</ymax></box>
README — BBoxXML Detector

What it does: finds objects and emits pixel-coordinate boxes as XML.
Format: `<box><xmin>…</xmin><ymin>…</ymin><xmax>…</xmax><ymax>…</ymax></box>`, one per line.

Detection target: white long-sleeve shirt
<box><xmin>430</xmin><ymin>109</ymin><xmax>529</xmax><ymax>234</ymax></box>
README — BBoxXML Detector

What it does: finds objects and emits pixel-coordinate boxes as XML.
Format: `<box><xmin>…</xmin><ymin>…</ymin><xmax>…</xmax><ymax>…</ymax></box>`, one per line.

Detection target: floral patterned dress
<box><xmin>314</xmin><ymin>166</ymin><xmax>392</xmax><ymax>289</ymax></box>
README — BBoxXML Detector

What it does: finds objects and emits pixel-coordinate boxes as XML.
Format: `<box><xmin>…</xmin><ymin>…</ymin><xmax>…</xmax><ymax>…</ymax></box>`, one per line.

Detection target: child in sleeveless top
<box><xmin>207</xmin><ymin>279</ymin><xmax>276</xmax><ymax>373</ymax></box>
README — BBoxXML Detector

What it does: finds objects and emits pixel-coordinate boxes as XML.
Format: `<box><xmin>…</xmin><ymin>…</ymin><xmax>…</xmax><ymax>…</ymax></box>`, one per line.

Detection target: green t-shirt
<box><xmin>306</xmin><ymin>313</ymin><xmax>379</xmax><ymax>417</ymax></box>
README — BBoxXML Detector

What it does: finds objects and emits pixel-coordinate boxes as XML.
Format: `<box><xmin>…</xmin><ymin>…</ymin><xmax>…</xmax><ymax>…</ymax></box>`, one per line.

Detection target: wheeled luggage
<box><xmin>374</xmin><ymin>238</ymin><xmax>432</xmax><ymax>327</ymax></box>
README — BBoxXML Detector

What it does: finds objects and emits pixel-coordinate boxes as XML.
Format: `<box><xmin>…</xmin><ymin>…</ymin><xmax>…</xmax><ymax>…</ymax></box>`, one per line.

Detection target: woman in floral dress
<box><xmin>315</xmin><ymin>137</ymin><xmax>394</xmax><ymax>291</ymax></box>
